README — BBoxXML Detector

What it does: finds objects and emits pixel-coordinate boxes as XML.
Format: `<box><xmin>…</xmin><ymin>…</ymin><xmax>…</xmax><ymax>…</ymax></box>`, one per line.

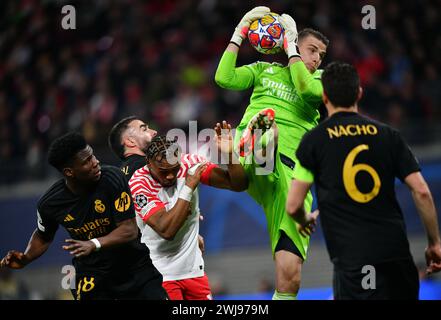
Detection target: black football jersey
<box><xmin>36</xmin><ymin>166</ymin><xmax>155</xmax><ymax>275</ymax></box>
<box><xmin>120</xmin><ymin>154</ymin><xmax>146</xmax><ymax>180</ymax></box>
<box><xmin>296</xmin><ymin>112</ymin><xmax>420</xmax><ymax>268</ymax></box>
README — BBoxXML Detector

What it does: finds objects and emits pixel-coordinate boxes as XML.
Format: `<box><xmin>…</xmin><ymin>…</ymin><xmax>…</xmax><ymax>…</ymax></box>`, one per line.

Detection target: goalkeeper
<box><xmin>215</xmin><ymin>6</ymin><xmax>328</xmax><ymax>300</ymax></box>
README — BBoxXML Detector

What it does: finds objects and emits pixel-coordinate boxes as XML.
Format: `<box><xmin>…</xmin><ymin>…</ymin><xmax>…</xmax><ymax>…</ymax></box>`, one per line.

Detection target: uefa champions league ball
<box><xmin>248</xmin><ymin>13</ymin><xmax>284</xmax><ymax>55</ymax></box>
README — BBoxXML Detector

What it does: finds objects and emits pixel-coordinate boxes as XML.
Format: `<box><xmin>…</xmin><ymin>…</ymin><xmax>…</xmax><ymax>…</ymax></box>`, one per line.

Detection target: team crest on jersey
<box><xmin>115</xmin><ymin>192</ymin><xmax>131</xmax><ymax>212</ymax></box>
<box><xmin>135</xmin><ymin>194</ymin><xmax>148</xmax><ymax>208</ymax></box>
<box><xmin>94</xmin><ymin>200</ymin><xmax>105</xmax><ymax>213</ymax></box>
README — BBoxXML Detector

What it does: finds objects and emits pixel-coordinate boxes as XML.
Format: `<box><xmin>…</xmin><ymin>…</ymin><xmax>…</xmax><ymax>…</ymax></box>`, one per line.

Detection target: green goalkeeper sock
<box><xmin>272</xmin><ymin>290</ymin><xmax>298</xmax><ymax>300</ymax></box>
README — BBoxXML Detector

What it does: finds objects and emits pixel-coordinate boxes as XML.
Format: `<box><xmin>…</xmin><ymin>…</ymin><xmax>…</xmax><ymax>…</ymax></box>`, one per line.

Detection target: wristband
<box><xmin>179</xmin><ymin>184</ymin><xmax>193</xmax><ymax>202</ymax></box>
<box><xmin>90</xmin><ymin>238</ymin><xmax>101</xmax><ymax>251</ymax></box>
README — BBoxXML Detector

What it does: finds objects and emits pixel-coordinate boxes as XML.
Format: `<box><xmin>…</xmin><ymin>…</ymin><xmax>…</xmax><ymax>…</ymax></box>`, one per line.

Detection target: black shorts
<box><xmin>275</xmin><ymin>230</ymin><xmax>303</xmax><ymax>260</ymax></box>
<box><xmin>72</xmin><ymin>267</ymin><xmax>168</xmax><ymax>300</ymax></box>
<box><xmin>333</xmin><ymin>258</ymin><xmax>419</xmax><ymax>300</ymax></box>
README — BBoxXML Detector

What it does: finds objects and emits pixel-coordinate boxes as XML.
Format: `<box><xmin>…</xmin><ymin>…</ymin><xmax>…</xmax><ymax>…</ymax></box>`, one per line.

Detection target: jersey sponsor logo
<box><xmin>94</xmin><ymin>199</ymin><xmax>106</xmax><ymax>213</ymax></box>
<box><xmin>67</xmin><ymin>218</ymin><xmax>111</xmax><ymax>239</ymax></box>
<box><xmin>115</xmin><ymin>191</ymin><xmax>131</xmax><ymax>212</ymax></box>
<box><xmin>64</xmin><ymin>214</ymin><xmax>75</xmax><ymax>222</ymax></box>
<box><xmin>121</xmin><ymin>166</ymin><xmax>129</xmax><ymax>175</ymax></box>
<box><xmin>327</xmin><ymin>124</ymin><xmax>378</xmax><ymax>139</ymax></box>
<box><xmin>261</xmin><ymin>77</ymin><xmax>298</xmax><ymax>103</ymax></box>
<box><xmin>135</xmin><ymin>194</ymin><xmax>148</xmax><ymax>208</ymax></box>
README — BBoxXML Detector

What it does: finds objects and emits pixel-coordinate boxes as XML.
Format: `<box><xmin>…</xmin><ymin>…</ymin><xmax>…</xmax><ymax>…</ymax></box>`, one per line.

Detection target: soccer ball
<box><xmin>248</xmin><ymin>13</ymin><xmax>284</xmax><ymax>54</ymax></box>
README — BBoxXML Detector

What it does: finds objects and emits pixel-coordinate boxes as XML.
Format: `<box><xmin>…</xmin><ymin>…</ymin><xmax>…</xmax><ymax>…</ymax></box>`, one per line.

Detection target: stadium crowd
<box><xmin>0</xmin><ymin>0</ymin><xmax>440</xmax><ymax>184</ymax></box>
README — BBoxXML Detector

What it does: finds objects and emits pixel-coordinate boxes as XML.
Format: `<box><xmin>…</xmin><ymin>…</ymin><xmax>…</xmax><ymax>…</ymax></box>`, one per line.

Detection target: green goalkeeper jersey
<box><xmin>215</xmin><ymin>50</ymin><xmax>322</xmax><ymax>258</ymax></box>
<box><xmin>215</xmin><ymin>50</ymin><xmax>323</xmax><ymax>161</ymax></box>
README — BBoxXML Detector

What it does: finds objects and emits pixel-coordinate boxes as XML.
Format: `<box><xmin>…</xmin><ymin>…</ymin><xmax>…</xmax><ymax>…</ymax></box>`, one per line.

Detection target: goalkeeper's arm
<box><xmin>214</xmin><ymin>49</ymin><xmax>255</xmax><ymax>90</ymax></box>
<box><xmin>215</xmin><ymin>7</ymin><xmax>270</xmax><ymax>90</ymax></box>
<box><xmin>279</xmin><ymin>13</ymin><xmax>323</xmax><ymax>105</ymax></box>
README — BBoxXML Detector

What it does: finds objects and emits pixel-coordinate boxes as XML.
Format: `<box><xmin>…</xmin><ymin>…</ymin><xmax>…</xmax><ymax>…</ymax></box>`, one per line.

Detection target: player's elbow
<box><xmin>298</xmin><ymin>89</ymin><xmax>321</xmax><ymax>104</ymax></box>
<box><xmin>152</xmin><ymin>225</ymin><xmax>176</xmax><ymax>241</ymax></box>
<box><xmin>154</xmin><ymin>223</ymin><xmax>176</xmax><ymax>241</ymax></box>
<box><xmin>125</xmin><ymin>227</ymin><xmax>139</xmax><ymax>242</ymax></box>
<box><xmin>413</xmin><ymin>184</ymin><xmax>432</xmax><ymax>202</ymax></box>
<box><xmin>117</xmin><ymin>219</ymin><xmax>139</xmax><ymax>242</ymax></box>
<box><xmin>214</xmin><ymin>71</ymin><xmax>229</xmax><ymax>88</ymax></box>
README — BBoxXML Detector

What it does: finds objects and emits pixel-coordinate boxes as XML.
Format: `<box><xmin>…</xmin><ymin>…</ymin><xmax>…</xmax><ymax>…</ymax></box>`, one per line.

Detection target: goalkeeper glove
<box><xmin>279</xmin><ymin>13</ymin><xmax>301</xmax><ymax>59</ymax></box>
<box><xmin>230</xmin><ymin>6</ymin><xmax>270</xmax><ymax>47</ymax></box>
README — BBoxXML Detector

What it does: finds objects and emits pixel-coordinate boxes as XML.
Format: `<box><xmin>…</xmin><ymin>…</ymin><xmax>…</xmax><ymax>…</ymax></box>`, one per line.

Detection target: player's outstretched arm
<box><xmin>405</xmin><ymin>171</ymin><xmax>441</xmax><ymax>274</ymax></box>
<box><xmin>1</xmin><ymin>229</ymin><xmax>52</xmax><ymax>269</ymax></box>
<box><xmin>214</xmin><ymin>7</ymin><xmax>269</xmax><ymax>90</ymax></box>
<box><xmin>63</xmin><ymin>218</ymin><xmax>140</xmax><ymax>258</ymax></box>
<box><xmin>206</xmin><ymin>121</ymin><xmax>248</xmax><ymax>192</ymax></box>
<box><xmin>279</xmin><ymin>13</ymin><xmax>324</xmax><ymax>105</ymax></box>
<box><xmin>214</xmin><ymin>50</ymin><xmax>256</xmax><ymax>90</ymax></box>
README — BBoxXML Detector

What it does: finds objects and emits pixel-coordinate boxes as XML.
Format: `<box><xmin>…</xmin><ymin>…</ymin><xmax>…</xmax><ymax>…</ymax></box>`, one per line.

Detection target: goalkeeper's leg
<box><xmin>272</xmin><ymin>231</ymin><xmax>304</xmax><ymax>300</ymax></box>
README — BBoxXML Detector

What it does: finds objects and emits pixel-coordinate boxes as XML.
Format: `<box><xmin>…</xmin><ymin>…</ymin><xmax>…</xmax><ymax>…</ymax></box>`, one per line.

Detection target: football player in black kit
<box><xmin>0</xmin><ymin>132</ymin><xmax>168</xmax><ymax>300</ymax></box>
<box><xmin>286</xmin><ymin>62</ymin><xmax>441</xmax><ymax>299</ymax></box>
<box><xmin>108</xmin><ymin>116</ymin><xmax>206</xmax><ymax>252</ymax></box>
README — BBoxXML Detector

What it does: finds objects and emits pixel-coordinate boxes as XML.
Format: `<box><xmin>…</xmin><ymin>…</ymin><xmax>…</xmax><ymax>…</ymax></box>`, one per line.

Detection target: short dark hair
<box><xmin>48</xmin><ymin>132</ymin><xmax>87</xmax><ymax>171</ymax></box>
<box><xmin>321</xmin><ymin>62</ymin><xmax>360</xmax><ymax>108</ymax></box>
<box><xmin>298</xmin><ymin>28</ymin><xmax>329</xmax><ymax>47</ymax></box>
<box><xmin>108</xmin><ymin>116</ymin><xmax>139</xmax><ymax>160</ymax></box>
<box><xmin>146</xmin><ymin>135</ymin><xmax>180</xmax><ymax>163</ymax></box>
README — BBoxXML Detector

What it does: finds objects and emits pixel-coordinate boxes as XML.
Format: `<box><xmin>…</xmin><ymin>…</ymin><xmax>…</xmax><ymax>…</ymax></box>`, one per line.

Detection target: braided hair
<box><xmin>146</xmin><ymin>135</ymin><xmax>181</xmax><ymax>164</ymax></box>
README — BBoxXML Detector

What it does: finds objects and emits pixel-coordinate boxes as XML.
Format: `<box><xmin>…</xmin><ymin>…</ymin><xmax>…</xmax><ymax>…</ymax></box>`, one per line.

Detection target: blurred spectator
<box><xmin>257</xmin><ymin>277</ymin><xmax>275</xmax><ymax>293</ymax></box>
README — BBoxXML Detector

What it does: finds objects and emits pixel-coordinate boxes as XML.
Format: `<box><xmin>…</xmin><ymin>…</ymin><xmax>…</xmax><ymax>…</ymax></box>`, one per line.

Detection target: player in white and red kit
<box><xmin>129</xmin><ymin>122</ymin><xmax>247</xmax><ymax>300</ymax></box>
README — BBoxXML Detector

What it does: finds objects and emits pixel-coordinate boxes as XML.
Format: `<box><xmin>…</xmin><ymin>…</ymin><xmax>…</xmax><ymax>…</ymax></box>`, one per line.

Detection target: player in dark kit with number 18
<box><xmin>286</xmin><ymin>62</ymin><xmax>441</xmax><ymax>299</ymax></box>
<box><xmin>0</xmin><ymin>132</ymin><xmax>168</xmax><ymax>300</ymax></box>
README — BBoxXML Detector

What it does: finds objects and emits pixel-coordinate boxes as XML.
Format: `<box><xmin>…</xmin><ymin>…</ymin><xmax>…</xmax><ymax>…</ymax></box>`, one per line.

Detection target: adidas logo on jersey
<box><xmin>64</xmin><ymin>214</ymin><xmax>74</xmax><ymax>222</ymax></box>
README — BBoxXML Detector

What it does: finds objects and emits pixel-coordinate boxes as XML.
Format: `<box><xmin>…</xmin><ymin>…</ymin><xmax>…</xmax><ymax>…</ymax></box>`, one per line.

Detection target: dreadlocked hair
<box><xmin>146</xmin><ymin>135</ymin><xmax>181</xmax><ymax>162</ymax></box>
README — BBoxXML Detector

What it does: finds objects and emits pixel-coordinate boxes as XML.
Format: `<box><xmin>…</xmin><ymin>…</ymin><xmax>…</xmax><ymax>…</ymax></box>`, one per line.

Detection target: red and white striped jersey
<box><xmin>128</xmin><ymin>153</ymin><xmax>217</xmax><ymax>281</ymax></box>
